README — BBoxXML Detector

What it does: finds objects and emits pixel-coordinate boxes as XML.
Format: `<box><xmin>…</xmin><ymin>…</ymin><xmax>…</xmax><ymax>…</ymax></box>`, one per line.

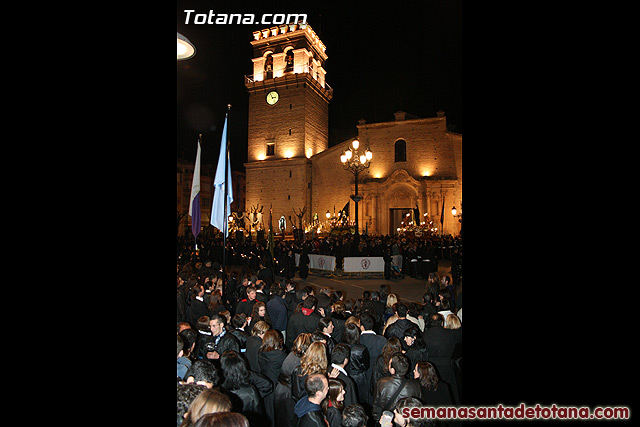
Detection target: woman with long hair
<box><xmin>321</xmin><ymin>378</ymin><xmax>346</xmax><ymax>427</ymax></box>
<box><xmin>291</xmin><ymin>342</ymin><xmax>329</xmax><ymax>413</ymax></box>
<box><xmin>413</xmin><ymin>361</ymin><xmax>452</xmax><ymax>406</ymax></box>
<box><xmin>370</xmin><ymin>337</ymin><xmax>403</xmax><ymax>396</ymax></box>
<box><xmin>248</xmin><ymin>301</ymin><xmax>272</xmax><ymax>331</ymax></box>
<box><xmin>258</xmin><ymin>329</ymin><xmax>287</xmax><ymax>427</ymax></box>
<box><xmin>274</xmin><ymin>333</ymin><xmax>311</xmax><ymax>427</ymax></box>
<box><xmin>220</xmin><ymin>351</ymin><xmax>266</xmax><ymax>427</ymax></box>
<box><xmin>342</xmin><ymin>323</ymin><xmax>370</xmax><ymax>405</ymax></box>
<box><xmin>180</xmin><ymin>389</ymin><xmax>232</xmax><ymax>427</ymax></box>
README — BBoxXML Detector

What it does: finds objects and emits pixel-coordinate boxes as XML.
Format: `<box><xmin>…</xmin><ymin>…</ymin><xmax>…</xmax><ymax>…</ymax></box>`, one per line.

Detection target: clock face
<box><xmin>266</xmin><ymin>91</ymin><xmax>279</xmax><ymax>105</ymax></box>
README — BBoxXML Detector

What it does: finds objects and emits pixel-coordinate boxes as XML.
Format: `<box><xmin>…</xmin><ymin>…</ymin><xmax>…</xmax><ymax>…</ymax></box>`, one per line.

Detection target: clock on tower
<box><xmin>244</xmin><ymin>22</ymin><xmax>333</xmax><ymax>229</ymax></box>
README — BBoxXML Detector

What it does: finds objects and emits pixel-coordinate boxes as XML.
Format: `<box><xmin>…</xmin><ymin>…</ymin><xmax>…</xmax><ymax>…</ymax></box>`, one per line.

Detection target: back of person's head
<box><xmin>311</xmin><ymin>331</ymin><xmax>327</xmax><ymax>344</ymax></box>
<box><xmin>197</xmin><ymin>316</ymin><xmax>211</xmax><ymax>331</ymax></box>
<box><xmin>193</xmin><ymin>412</ymin><xmax>249</xmax><ymax>427</ymax></box>
<box><xmin>271</xmin><ymin>286</ymin><xmax>285</xmax><ymax>297</ymax></box>
<box><xmin>362</xmin><ymin>290</ymin><xmax>371</xmax><ymax>300</ymax></box>
<box><xmin>304</xmin><ymin>373</ymin><xmax>327</xmax><ymax>398</ymax></box>
<box><xmin>360</xmin><ymin>313</ymin><xmax>375</xmax><ymax>331</ymax></box>
<box><xmin>251</xmin><ymin>320</ymin><xmax>269</xmax><ymax>337</ymax></box>
<box><xmin>370</xmin><ymin>291</ymin><xmax>380</xmax><ymax>301</ymax></box>
<box><xmin>331</xmin><ymin>300</ymin><xmax>345</xmax><ymax>315</ymax></box>
<box><xmin>231</xmin><ymin>313</ymin><xmax>247</xmax><ymax>329</ymax></box>
<box><xmin>181</xmin><ymin>388</ymin><xmax>232</xmax><ymax>427</ymax></box>
<box><xmin>415</xmin><ymin>361</ymin><xmax>439</xmax><ymax>391</ymax></box>
<box><xmin>184</xmin><ymin>360</ymin><xmax>219</xmax><ymax>386</ymax></box>
<box><xmin>220</xmin><ymin>350</ymin><xmax>249</xmax><ymax>390</ymax></box>
<box><xmin>390</xmin><ymin>353</ymin><xmax>410</xmax><ymax>377</ymax></box>
<box><xmin>177</xmin><ymin>383</ymin><xmax>208</xmax><ymax>425</ymax></box>
<box><xmin>422</xmin><ymin>292</ymin><xmax>432</xmax><ymax>304</ymax></box>
<box><xmin>342</xmin><ymin>404</ymin><xmax>369</xmax><ymax>427</ymax></box>
<box><xmin>302</xmin><ymin>295</ymin><xmax>317</xmax><ymax>309</ymax></box>
<box><xmin>439</xmin><ymin>298</ymin><xmax>450</xmax><ymax>311</ymax></box>
<box><xmin>331</xmin><ymin>343</ymin><xmax>351</xmax><ymax>366</ymax></box>
<box><xmin>342</xmin><ymin>322</ymin><xmax>361</xmax><ymax>346</ymax></box>
<box><xmin>428</xmin><ymin>313</ymin><xmax>444</xmax><ymax>328</ymax></box>
<box><xmin>259</xmin><ymin>329</ymin><xmax>283</xmax><ymax>352</ymax></box>
<box><xmin>291</xmin><ymin>332</ymin><xmax>312</xmax><ymax>357</ymax></box>
<box><xmin>317</xmin><ymin>317</ymin><xmax>333</xmax><ymax>333</ymax></box>
<box><xmin>395</xmin><ymin>303</ymin><xmax>408</xmax><ymax>318</ymax></box>
<box><xmin>179</xmin><ymin>328</ymin><xmax>198</xmax><ymax>354</ymax></box>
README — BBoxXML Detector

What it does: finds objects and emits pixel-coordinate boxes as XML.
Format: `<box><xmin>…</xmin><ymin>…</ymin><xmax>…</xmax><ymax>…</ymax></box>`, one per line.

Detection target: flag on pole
<box><xmin>211</xmin><ymin>117</ymin><xmax>234</xmax><ymax>237</ymax></box>
<box><xmin>189</xmin><ymin>135</ymin><xmax>202</xmax><ymax>241</ymax></box>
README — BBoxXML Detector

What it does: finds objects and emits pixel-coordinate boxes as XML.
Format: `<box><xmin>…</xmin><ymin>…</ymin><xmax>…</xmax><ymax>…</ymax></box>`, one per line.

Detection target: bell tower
<box><xmin>244</xmin><ymin>22</ymin><xmax>332</xmax><ymax>230</ymax></box>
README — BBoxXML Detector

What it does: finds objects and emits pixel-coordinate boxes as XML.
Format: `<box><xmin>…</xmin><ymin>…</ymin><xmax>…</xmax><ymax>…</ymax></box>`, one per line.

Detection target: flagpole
<box><xmin>222</xmin><ymin>104</ymin><xmax>231</xmax><ymax>278</ymax></box>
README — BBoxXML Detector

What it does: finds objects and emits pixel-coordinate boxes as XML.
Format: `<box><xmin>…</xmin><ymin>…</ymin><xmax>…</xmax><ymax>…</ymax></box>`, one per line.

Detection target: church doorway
<box><xmin>389</xmin><ymin>208</ymin><xmax>413</xmax><ymax>235</ymax></box>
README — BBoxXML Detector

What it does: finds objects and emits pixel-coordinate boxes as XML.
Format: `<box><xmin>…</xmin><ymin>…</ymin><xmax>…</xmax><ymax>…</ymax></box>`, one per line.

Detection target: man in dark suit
<box><xmin>383</xmin><ymin>303</ymin><xmax>414</xmax><ymax>341</ymax></box>
<box><xmin>330</xmin><ymin>344</ymin><xmax>358</xmax><ymax>408</ymax></box>
<box><xmin>358</xmin><ymin>314</ymin><xmax>387</xmax><ymax>407</ymax></box>
<box><xmin>422</xmin><ymin>313</ymin><xmax>462</xmax><ymax>404</ymax></box>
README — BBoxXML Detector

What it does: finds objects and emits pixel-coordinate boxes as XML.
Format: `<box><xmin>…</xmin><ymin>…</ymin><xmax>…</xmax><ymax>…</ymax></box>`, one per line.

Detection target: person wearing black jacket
<box><xmin>293</xmin><ymin>374</ymin><xmax>329</xmax><ymax>427</ymax></box>
<box><xmin>422</xmin><ymin>313</ymin><xmax>462</xmax><ymax>404</ymax></box>
<box><xmin>208</xmin><ymin>314</ymin><xmax>240</xmax><ymax>360</ymax></box>
<box><xmin>220</xmin><ymin>350</ymin><xmax>267</xmax><ymax>427</ymax></box>
<box><xmin>342</xmin><ymin>323</ymin><xmax>370</xmax><ymax>406</ymax></box>
<box><xmin>286</xmin><ymin>296</ymin><xmax>321</xmax><ymax>350</ymax></box>
<box><xmin>372</xmin><ymin>353</ymin><xmax>422</xmax><ymax>421</ymax></box>
<box><xmin>384</xmin><ymin>303</ymin><xmax>414</xmax><ymax>341</ymax></box>
<box><xmin>187</xmin><ymin>284</ymin><xmax>211</xmax><ymax>327</ymax></box>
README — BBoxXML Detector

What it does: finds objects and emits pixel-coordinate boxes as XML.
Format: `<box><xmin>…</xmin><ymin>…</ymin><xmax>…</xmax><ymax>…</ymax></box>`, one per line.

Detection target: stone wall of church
<box><xmin>245</xmin><ymin>158</ymin><xmax>311</xmax><ymax>231</ymax></box>
<box><xmin>309</xmin><ymin>115</ymin><xmax>462</xmax><ymax>236</ymax></box>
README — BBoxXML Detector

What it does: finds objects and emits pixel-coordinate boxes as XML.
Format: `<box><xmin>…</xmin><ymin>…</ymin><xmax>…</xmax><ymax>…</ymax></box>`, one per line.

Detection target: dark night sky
<box><xmin>177</xmin><ymin>0</ymin><xmax>461</xmax><ymax>169</ymax></box>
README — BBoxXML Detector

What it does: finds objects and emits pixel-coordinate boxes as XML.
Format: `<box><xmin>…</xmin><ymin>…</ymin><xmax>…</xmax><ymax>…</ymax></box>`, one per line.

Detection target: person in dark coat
<box><xmin>246</xmin><ymin>320</ymin><xmax>269</xmax><ymax>372</ymax></box>
<box><xmin>372</xmin><ymin>353</ymin><xmax>422</xmax><ymax>421</ymax></box>
<box><xmin>236</xmin><ymin>286</ymin><xmax>258</xmax><ymax>317</ymax></box>
<box><xmin>286</xmin><ymin>296</ymin><xmax>321</xmax><ymax>350</ymax></box>
<box><xmin>383</xmin><ymin>303</ymin><xmax>414</xmax><ymax>341</ymax></box>
<box><xmin>220</xmin><ymin>350</ymin><xmax>267</xmax><ymax>427</ymax></box>
<box><xmin>298</xmin><ymin>249</ymin><xmax>310</xmax><ymax>280</ymax></box>
<box><xmin>294</xmin><ymin>374</ymin><xmax>329</xmax><ymax>427</ymax></box>
<box><xmin>229</xmin><ymin>313</ymin><xmax>250</xmax><ymax>353</ymax></box>
<box><xmin>413</xmin><ymin>361</ymin><xmax>452</xmax><ymax>407</ymax></box>
<box><xmin>187</xmin><ymin>284</ymin><xmax>211</xmax><ymax>327</ymax></box>
<box><xmin>329</xmin><ymin>344</ymin><xmax>358</xmax><ymax>409</ymax></box>
<box><xmin>259</xmin><ymin>330</ymin><xmax>287</xmax><ymax>427</ymax></box>
<box><xmin>208</xmin><ymin>314</ymin><xmax>240</xmax><ymax>360</ymax></box>
<box><xmin>422</xmin><ymin>313</ymin><xmax>462</xmax><ymax>404</ymax></box>
<box><xmin>342</xmin><ymin>323</ymin><xmax>370</xmax><ymax>406</ymax></box>
<box><xmin>358</xmin><ymin>314</ymin><xmax>387</xmax><ymax>407</ymax></box>
<box><xmin>267</xmin><ymin>286</ymin><xmax>288</xmax><ymax>336</ymax></box>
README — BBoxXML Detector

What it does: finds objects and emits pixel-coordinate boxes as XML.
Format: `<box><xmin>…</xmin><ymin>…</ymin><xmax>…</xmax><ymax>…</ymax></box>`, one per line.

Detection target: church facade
<box><xmin>244</xmin><ymin>23</ymin><xmax>462</xmax><ymax>237</ymax></box>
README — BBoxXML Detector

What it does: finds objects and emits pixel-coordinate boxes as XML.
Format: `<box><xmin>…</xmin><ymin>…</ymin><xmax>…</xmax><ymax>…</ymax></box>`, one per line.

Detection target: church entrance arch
<box><xmin>382</xmin><ymin>171</ymin><xmax>420</xmax><ymax>236</ymax></box>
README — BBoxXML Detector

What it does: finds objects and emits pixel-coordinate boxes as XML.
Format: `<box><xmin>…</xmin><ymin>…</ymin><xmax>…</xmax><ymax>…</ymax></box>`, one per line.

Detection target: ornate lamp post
<box><xmin>340</xmin><ymin>139</ymin><xmax>372</xmax><ymax>241</ymax></box>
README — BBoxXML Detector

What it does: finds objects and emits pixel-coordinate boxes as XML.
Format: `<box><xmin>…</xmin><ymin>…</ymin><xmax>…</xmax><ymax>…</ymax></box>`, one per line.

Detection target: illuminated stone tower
<box><xmin>244</xmin><ymin>22</ymin><xmax>333</xmax><ymax>230</ymax></box>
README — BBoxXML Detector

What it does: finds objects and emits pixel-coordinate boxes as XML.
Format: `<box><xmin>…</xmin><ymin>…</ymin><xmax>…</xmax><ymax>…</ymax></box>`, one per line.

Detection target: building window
<box><xmin>266</xmin><ymin>143</ymin><xmax>275</xmax><ymax>156</ymax></box>
<box><xmin>395</xmin><ymin>139</ymin><xmax>407</xmax><ymax>162</ymax></box>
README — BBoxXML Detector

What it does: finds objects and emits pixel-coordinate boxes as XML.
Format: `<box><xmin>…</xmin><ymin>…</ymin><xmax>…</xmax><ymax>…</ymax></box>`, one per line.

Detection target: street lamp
<box><xmin>340</xmin><ymin>139</ymin><xmax>372</xmax><ymax>241</ymax></box>
<box><xmin>177</xmin><ymin>32</ymin><xmax>196</xmax><ymax>60</ymax></box>
<box><xmin>451</xmin><ymin>204</ymin><xmax>462</xmax><ymax>236</ymax></box>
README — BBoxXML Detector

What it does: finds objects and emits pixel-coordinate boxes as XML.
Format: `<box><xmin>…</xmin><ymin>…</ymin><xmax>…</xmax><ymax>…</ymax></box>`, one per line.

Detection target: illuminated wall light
<box><xmin>284</xmin><ymin>150</ymin><xmax>294</xmax><ymax>158</ymax></box>
<box><xmin>257</xmin><ymin>153</ymin><xmax>266</xmax><ymax>161</ymax></box>
<box><xmin>306</xmin><ymin>148</ymin><xmax>313</xmax><ymax>158</ymax></box>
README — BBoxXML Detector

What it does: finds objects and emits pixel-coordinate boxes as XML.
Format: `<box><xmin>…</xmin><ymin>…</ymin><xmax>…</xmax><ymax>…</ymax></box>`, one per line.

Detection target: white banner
<box><xmin>343</xmin><ymin>257</ymin><xmax>385</xmax><ymax>273</ymax></box>
<box><xmin>308</xmin><ymin>254</ymin><xmax>336</xmax><ymax>271</ymax></box>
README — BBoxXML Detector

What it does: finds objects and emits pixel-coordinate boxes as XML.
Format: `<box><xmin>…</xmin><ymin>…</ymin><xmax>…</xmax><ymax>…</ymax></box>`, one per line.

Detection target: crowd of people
<box><xmin>177</xmin><ymin>233</ymin><xmax>462</xmax><ymax>284</ymax></box>
<box><xmin>177</xmin><ymin>235</ymin><xmax>462</xmax><ymax>427</ymax></box>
